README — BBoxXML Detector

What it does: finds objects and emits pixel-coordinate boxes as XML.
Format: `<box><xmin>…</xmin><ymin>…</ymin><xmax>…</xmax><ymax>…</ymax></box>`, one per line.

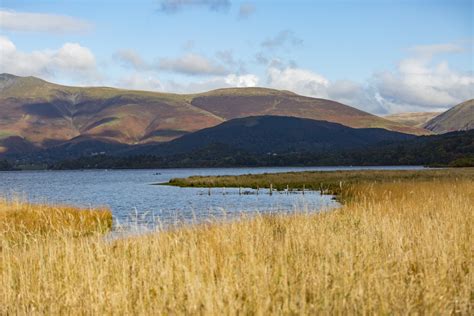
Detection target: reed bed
<box><xmin>1</xmin><ymin>177</ymin><xmax>472</xmax><ymax>314</ymax></box>
<box><xmin>167</xmin><ymin>168</ymin><xmax>474</xmax><ymax>194</ymax></box>
<box><xmin>0</xmin><ymin>199</ymin><xmax>112</xmax><ymax>241</ymax></box>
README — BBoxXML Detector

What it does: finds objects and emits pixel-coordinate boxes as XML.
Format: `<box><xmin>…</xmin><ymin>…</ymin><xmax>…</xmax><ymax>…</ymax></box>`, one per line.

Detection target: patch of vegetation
<box><xmin>0</xmin><ymin>200</ymin><xmax>112</xmax><ymax>241</ymax></box>
<box><xmin>34</xmin><ymin>130</ymin><xmax>473</xmax><ymax>170</ymax></box>
<box><xmin>167</xmin><ymin>168</ymin><xmax>474</xmax><ymax>201</ymax></box>
<box><xmin>1</xmin><ymin>175</ymin><xmax>472</xmax><ymax>314</ymax></box>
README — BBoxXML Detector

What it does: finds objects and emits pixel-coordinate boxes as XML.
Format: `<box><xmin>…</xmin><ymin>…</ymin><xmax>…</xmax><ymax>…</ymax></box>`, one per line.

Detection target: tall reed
<box><xmin>1</xmin><ymin>179</ymin><xmax>472</xmax><ymax>314</ymax></box>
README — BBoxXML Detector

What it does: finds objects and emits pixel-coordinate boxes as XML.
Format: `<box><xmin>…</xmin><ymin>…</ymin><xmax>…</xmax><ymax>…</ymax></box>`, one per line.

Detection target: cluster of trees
<box><xmin>47</xmin><ymin>131</ymin><xmax>473</xmax><ymax>169</ymax></box>
<box><xmin>3</xmin><ymin>130</ymin><xmax>473</xmax><ymax>170</ymax></box>
<box><xmin>0</xmin><ymin>159</ymin><xmax>14</xmax><ymax>171</ymax></box>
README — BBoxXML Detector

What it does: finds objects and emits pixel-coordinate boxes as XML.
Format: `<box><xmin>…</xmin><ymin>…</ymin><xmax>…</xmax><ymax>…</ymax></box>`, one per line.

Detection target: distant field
<box><xmin>1</xmin><ymin>169</ymin><xmax>472</xmax><ymax>314</ymax></box>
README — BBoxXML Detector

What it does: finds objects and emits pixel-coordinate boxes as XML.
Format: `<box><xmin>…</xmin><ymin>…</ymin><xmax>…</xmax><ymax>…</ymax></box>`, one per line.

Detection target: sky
<box><xmin>0</xmin><ymin>0</ymin><xmax>473</xmax><ymax>114</ymax></box>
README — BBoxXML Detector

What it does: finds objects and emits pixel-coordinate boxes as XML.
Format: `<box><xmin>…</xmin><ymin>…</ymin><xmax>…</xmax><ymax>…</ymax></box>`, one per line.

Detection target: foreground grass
<box><xmin>1</xmin><ymin>173</ymin><xmax>473</xmax><ymax>314</ymax></box>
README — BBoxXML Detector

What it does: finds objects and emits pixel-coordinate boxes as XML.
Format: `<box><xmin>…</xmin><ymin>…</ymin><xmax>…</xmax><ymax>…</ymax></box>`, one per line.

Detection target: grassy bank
<box><xmin>1</xmin><ymin>172</ymin><xmax>473</xmax><ymax>314</ymax></box>
<box><xmin>167</xmin><ymin>168</ymin><xmax>474</xmax><ymax>199</ymax></box>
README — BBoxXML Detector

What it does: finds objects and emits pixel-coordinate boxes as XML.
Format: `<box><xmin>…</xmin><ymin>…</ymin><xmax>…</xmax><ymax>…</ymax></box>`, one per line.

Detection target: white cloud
<box><xmin>264</xmin><ymin>43</ymin><xmax>474</xmax><ymax>114</ymax></box>
<box><xmin>374</xmin><ymin>44</ymin><xmax>474</xmax><ymax>112</ymax></box>
<box><xmin>114</xmin><ymin>49</ymin><xmax>230</xmax><ymax>76</ymax></box>
<box><xmin>159</xmin><ymin>53</ymin><xmax>228</xmax><ymax>76</ymax></box>
<box><xmin>165</xmin><ymin>73</ymin><xmax>259</xmax><ymax>93</ymax></box>
<box><xmin>0</xmin><ymin>36</ymin><xmax>98</xmax><ymax>81</ymax></box>
<box><xmin>0</xmin><ymin>9</ymin><xmax>92</xmax><ymax>33</ymax></box>
<box><xmin>225</xmin><ymin>74</ymin><xmax>259</xmax><ymax>87</ymax></box>
<box><xmin>113</xmin><ymin>71</ymin><xmax>258</xmax><ymax>94</ymax></box>
<box><xmin>267</xmin><ymin>66</ymin><xmax>329</xmax><ymax>97</ymax></box>
<box><xmin>116</xmin><ymin>73</ymin><xmax>163</xmax><ymax>91</ymax></box>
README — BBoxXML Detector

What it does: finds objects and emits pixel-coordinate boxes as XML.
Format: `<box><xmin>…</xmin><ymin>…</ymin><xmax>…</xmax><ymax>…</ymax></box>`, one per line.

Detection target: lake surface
<box><xmin>0</xmin><ymin>166</ymin><xmax>424</xmax><ymax>229</ymax></box>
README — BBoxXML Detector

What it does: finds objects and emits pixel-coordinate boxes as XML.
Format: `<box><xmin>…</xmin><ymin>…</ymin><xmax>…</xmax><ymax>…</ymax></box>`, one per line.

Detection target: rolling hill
<box><xmin>128</xmin><ymin>116</ymin><xmax>416</xmax><ymax>156</ymax></box>
<box><xmin>384</xmin><ymin>112</ymin><xmax>440</xmax><ymax>128</ymax></box>
<box><xmin>39</xmin><ymin>127</ymin><xmax>473</xmax><ymax>170</ymax></box>
<box><xmin>0</xmin><ymin>73</ymin><xmax>428</xmax><ymax>154</ymax></box>
<box><xmin>423</xmin><ymin>99</ymin><xmax>474</xmax><ymax>134</ymax></box>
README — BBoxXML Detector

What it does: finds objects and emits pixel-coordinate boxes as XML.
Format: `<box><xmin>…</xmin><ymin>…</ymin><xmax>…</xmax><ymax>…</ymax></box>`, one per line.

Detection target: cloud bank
<box><xmin>0</xmin><ymin>9</ymin><xmax>93</xmax><ymax>33</ymax></box>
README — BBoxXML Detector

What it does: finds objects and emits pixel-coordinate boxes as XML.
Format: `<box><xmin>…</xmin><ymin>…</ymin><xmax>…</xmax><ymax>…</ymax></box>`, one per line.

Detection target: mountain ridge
<box><xmin>0</xmin><ymin>73</ymin><xmax>429</xmax><ymax>155</ymax></box>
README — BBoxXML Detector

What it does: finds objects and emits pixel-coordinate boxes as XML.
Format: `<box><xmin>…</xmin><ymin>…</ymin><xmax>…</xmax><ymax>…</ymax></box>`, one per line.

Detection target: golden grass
<box><xmin>0</xmin><ymin>199</ymin><xmax>112</xmax><ymax>241</ymax></box>
<box><xmin>1</xmin><ymin>178</ymin><xmax>473</xmax><ymax>314</ymax></box>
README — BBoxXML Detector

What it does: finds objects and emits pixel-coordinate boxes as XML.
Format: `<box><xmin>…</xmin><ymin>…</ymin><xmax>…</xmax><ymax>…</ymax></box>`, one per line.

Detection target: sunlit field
<box><xmin>1</xmin><ymin>173</ymin><xmax>472</xmax><ymax>314</ymax></box>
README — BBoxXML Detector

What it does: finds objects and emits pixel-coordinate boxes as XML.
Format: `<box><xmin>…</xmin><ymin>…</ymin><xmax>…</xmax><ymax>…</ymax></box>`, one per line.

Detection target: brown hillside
<box><xmin>384</xmin><ymin>112</ymin><xmax>439</xmax><ymax>128</ymax></box>
<box><xmin>0</xmin><ymin>74</ymin><xmax>428</xmax><ymax>153</ymax></box>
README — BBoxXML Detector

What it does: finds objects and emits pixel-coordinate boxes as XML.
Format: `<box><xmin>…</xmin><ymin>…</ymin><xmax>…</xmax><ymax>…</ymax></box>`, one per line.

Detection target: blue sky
<box><xmin>0</xmin><ymin>0</ymin><xmax>473</xmax><ymax>114</ymax></box>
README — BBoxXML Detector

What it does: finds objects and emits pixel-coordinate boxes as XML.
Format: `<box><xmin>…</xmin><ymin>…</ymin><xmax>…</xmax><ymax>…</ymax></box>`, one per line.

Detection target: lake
<box><xmin>0</xmin><ymin>166</ymin><xmax>424</xmax><ymax>230</ymax></box>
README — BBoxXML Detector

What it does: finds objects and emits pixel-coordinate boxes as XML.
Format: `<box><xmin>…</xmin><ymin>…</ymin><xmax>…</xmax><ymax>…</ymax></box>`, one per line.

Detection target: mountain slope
<box><xmin>384</xmin><ymin>112</ymin><xmax>439</xmax><ymax>128</ymax></box>
<box><xmin>423</xmin><ymin>99</ymin><xmax>474</xmax><ymax>134</ymax></box>
<box><xmin>192</xmin><ymin>88</ymin><xmax>426</xmax><ymax>134</ymax></box>
<box><xmin>0</xmin><ymin>74</ymin><xmax>222</xmax><ymax>147</ymax></box>
<box><xmin>0</xmin><ymin>73</ymin><xmax>427</xmax><ymax>154</ymax></box>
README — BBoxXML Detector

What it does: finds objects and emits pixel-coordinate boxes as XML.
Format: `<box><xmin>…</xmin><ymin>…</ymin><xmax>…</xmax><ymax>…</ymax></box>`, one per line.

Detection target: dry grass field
<box><xmin>1</xmin><ymin>171</ymin><xmax>472</xmax><ymax>314</ymax></box>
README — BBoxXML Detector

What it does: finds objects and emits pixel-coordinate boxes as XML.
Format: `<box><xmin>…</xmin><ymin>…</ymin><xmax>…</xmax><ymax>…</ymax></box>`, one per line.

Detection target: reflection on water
<box><xmin>0</xmin><ymin>166</ymin><xmax>423</xmax><ymax>229</ymax></box>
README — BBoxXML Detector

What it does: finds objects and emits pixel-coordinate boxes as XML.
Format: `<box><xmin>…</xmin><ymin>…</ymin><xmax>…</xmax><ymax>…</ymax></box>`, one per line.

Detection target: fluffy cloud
<box><xmin>0</xmin><ymin>9</ymin><xmax>92</xmax><ymax>33</ymax></box>
<box><xmin>224</xmin><ymin>74</ymin><xmax>259</xmax><ymax>87</ymax></box>
<box><xmin>159</xmin><ymin>53</ymin><xmax>228</xmax><ymax>76</ymax></box>
<box><xmin>165</xmin><ymin>73</ymin><xmax>259</xmax><ymax>93</ymax></box>
<box><xmin>374</xmin><ymin>44</ymin><xmax>474</xmax><ymax>112</ymax></box>
<box><xmin>238</xmin><ymin>3</ymin><xmax>256</xmax><ymax>19</ymax></box>
<box><xmin>158</xmin><ymin>0</ymin><xmax>231</xmax><ymax>13</ymax></box>
<box><xmin>116</xmin><ymin>73</ymin><xmax>163</xmax><ymax>91</ymax></box>
<box><xmin>0</xmin><ymin>36</ymin><xmax>98</xmax><ymax>81</ymax></box>
<box><xmin>267</xmin><ymin>65</ymin><xmax>329</xmax><ymax>97</ymax></box>
<box><xmin>264</xmin><ymin>43</ymin><xmax>474</xmax><ymax>114</ymax></box>
<box><xmin>114</xmin><ymin>49</ymin><xmax>230</xmax><ymax>76</ymax></box>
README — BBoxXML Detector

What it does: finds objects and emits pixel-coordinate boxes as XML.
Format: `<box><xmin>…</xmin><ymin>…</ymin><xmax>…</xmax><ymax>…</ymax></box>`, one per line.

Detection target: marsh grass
<box><xmin>1</xmin><ymin>175</ymin><xmax>472</xmax><ymax>314</ymax></box>
<box><xmin>167</xmin><ymin>168</ymin><xmax>474</xmax><ymax>196</ymax></box>
<box><xmin>0</xmin><ymin>199</ymin><xmax>112</xmax><ymax>241</ymax></box>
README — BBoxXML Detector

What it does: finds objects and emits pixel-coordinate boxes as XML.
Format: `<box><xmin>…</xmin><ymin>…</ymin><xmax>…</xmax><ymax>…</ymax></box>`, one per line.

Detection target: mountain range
<box><xmin>0</xmin><ymin>73</ymin><xmax>472</xmax><ymax>168</ymax></box>
<box><xmin>0</xmin><ymin>73</ymin><xmax>427</xmax><ymax>154</ymax></box>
